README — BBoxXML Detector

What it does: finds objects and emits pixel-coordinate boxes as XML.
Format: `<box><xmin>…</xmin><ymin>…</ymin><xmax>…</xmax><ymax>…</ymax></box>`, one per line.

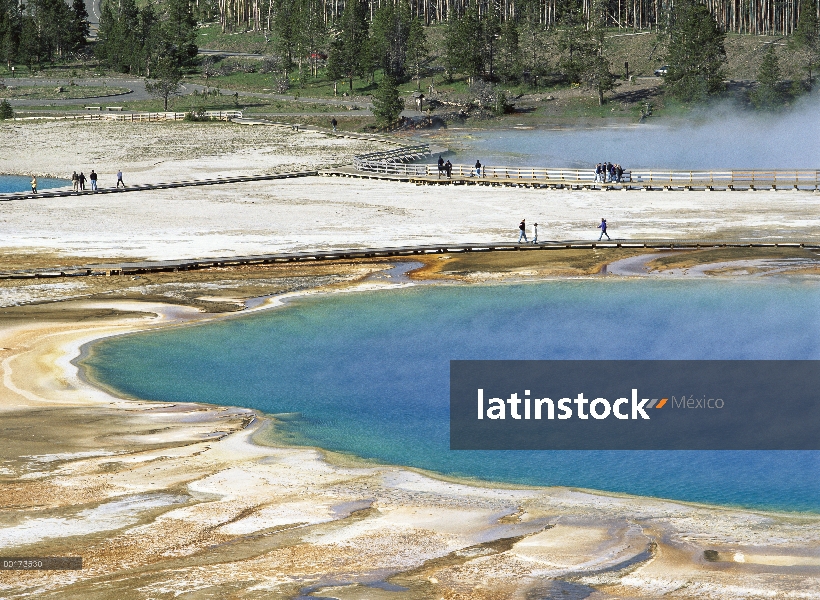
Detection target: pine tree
<box><xmin>557</xmin><ymin>8</ymin><xmax>596</xmax><ymax>84</ymax></box>
<box><xmin>482</xmin><ymin>1</ymin><xmax>501</xmax><ymax>80</ymax></box>
<box><xmin>586</xmin><ymin>55</ymin><xmax>617</xmax><ymax>105</ymax></box>
<box><xmin>1</xmin><ymin>0</ymin><xmax>22</xmax><ymax>69</ymax></box>
<box><xmin>96</xmin><ymin>0</ymin><xmax>140</xmax><ymax>73</ymax></box>
<box><xmin>15</xmin><ymin>0</ymin><xmax>74</xmax><ymax>66</ymax></box>
<box><xmin>296</xmin><ymin>0</ymin><xmax>326</xmax><ymax>80</ymax></box>
<box><xmin>18</xmin><ymin>16</ymin><xmax>42</xmax><ymax>70</ymax></box>
<box><xmin>557</xmin><ymin>0</ymin><xmax>615</xmax><ymax>104</ymax></box>
<box><xmin>497</xmin><ymin>20</ymin><xmax>521</xmax><ymax>83</ymax></box>
<box><xmin>405</xmin><ymin>15</ymin><xmax>427</xmax><ymax>90</ymax></box>
<box><xmin>585</xmin><ymin>0</ymin><xmax>617</xmax><ymax>105</ymax></box>
<box><xmin>71</xmin><ymin>0</ymin><xmax>89</xmax><ymax>52</ymax></box>
<box><xmin>145</xmin><ymin>54</ymin><xmax>182</xmax><ymax>110</ymax></box>
<box><xmin>96</xmin><ymin>0</ymin><xmax>160</xmax><ymax>75</ymax></box>
<box><xmin>790</xmin><ymin>0</ymin><xmax>820</xmax><ymax>89</ymax></box>
<box><xmin>665</xmin><ymin>0</ymin><xmax>727</xmax><ymax>102</ymax></box>
<box><xmin>372</xmin><ymin>73</ymin><xmax>404</xmax><ymax>129</ymax></box>
<box><xmin>520</xmin><ymin>22</ymin><xmax>550</xmax><ymax>88</ymax></box>
<box><xmin>272</xmin><ymin>0</ymin><xmax>297</xmax><ymax>76</ymax></box>
<box><xmin>370</xmin><ymin>0</ymin><xmax>411</xmax><ymax>81</ymax></box>
<box><xmin>444</xmin><ymin>3</ymin><xmax>483</xmax><ymax>80</ymax></box>
<box><xmin>752</xmin><ymin>44</ymin><xmax>783</xmax><ymax>109</ymax></box>
<box><xmin>162</xmin><ymin>0</ymin><xmax>198</xmax><ymax>67</ymax></box>
<box><xmin>0</xmin><ymin>97</ymin><xmax>13</xmax><ymax>119</ymax></box>
<box><xmin>327</xmin><ymin>0</ymin><xmax>368</xmax><ymax>91</ymax></box>
<box><xmin>136</xmin><ymin>3</ymin><xmax>159</xmax><ymax>75</ymax></box>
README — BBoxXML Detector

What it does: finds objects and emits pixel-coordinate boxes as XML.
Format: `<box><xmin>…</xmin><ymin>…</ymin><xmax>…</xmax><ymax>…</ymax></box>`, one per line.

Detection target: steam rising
<box><xmin>440</xmin><ymin>93</ymin><xmax>820</xmax><ymax>170</ymax></box>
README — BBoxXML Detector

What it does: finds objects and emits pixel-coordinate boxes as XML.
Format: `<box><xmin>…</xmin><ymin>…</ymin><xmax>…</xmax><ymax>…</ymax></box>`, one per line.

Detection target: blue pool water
<box><xmin>0</xmin><ymin>175</ymin><xmax>69</xmax><ymax>193</ymax></box>
<box><xmin>82</xmin><ymin>279</ymin><xmax>820</xmax><ymax>512</ymax></box>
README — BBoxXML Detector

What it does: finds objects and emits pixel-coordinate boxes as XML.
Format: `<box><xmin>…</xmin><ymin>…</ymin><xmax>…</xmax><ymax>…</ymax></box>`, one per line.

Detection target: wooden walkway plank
<box><xmin>1</xmin><ymin>239</ymin><xmax>819</xmax><ymax>281</ymax></box>
<box><xmin>0</xmin><ymin>171</ymin><xmax>319</xmax><ymax>202</ymax></box>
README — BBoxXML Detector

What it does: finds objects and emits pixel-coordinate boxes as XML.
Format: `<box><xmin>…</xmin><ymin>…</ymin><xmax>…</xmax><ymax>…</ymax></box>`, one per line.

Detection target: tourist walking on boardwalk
<box><xmin>445</xmin><ymin>160</ymin><xmax>452</xmax><ymax>179</ymax></box>
<box><xmin>518</xmin><ymin>219</ymin><xmax>528</xmax><ymax>243</ymax></box>
<box><xmin>71</xmin><ymin>171</ymin><xmax>79</xmax><ymax>191</ymax></box>
<box><xmin>331</xmin><ymin>117</ymin><xmax>337</xmax><ymax>132</ymax></box>
<box><xmin>594</xmin><ymin>163</ymin><xmax>602</xmax><ymax>183</ymax></box>
<box><xmin>89</xmin><ymin>169</ymin><xmax>97</xmax><ymax>191</ymax></box>
<box><xmin>116</xmin><ymin>170</ymin><xmax>125</xmax><ymax>188</ymax></box>
<box><xmin>437</xmin><ymin>155</ymin><xmax>444</xmax><ymax>178</ymax></box>
<box><xmin>78</xmin><ymin>172</ymin><xmax>86</xmax><ymax>190</ymax></box>
<box><xmin>597</xmin><ymin>218</ymin><xmax>610</xmax><ymax>240</ymax></box>
<box><xmin>472</xmin><ymin>159</ymin><xmax>482</xmax><ymax>177</ymax></box>
<box><xmin>30</xmin><ymin>176</ymin><xmax>37</xmax><ymax>193</ymax></box>
<box><xmin>532</xmin><ymin>222</ymin><xmax>538</xmax><ymax>244</ymax></box>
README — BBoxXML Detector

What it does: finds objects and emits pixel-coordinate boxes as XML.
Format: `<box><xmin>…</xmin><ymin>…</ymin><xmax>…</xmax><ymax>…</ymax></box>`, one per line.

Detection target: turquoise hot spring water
<box><xmin>82</xmin><ymin>279</ymin><xmax>820</xmax><ymax>512</ymax></box>
<box><xmin>0</xmin><ymin>175</ymin><xmax>68</xmax><ymax>193</ymax></box>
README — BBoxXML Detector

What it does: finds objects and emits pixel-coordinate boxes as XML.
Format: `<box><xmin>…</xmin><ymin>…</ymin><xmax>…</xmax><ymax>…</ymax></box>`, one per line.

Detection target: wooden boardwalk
<box><xmin>2</xmin><ymin>239</ymin><xmax>818</xmax><ymax>280</ymax></box>
<box><xmin>327</xmin><ymin>166</ymin><xmax>820</xmax><ymax>192</ymax></box>
<box><xmin>350</xmin><ymin>142</ymin><xmax>820</xmax><ymax>191</ymax></box>
<box><xmin>0</xmin><ymin>171</ymin><xmax>318</xmax><ymax>202</ymax></box>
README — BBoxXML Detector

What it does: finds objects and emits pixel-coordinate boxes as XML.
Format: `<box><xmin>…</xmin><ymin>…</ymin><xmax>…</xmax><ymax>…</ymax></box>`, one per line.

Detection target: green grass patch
<box><xmin>197</xmin><ymin>23</ymin><xmax>273</xmax><ymax>54</ymax></box>
<box><xmin>190</xmin><ymin>68</ymin><xmax>381</xmax><ymax>98</ymax></box>
<box><xmin>544</xmin><ymin>94</ymin><xmax>637</xmax><ymax>119</ymax></box>
<box><xmin>188</xmin><ymin>71</ymin><xmax>281</xmax><ymax>93</ymax></box>
<box><xmin>14</xmin><ymin>92</ymin><xmax>365</xmax><ymax>115</ymax></box>
<box><xmin>0</xmin><ymin>62</ymin><xmax>106</xmax><ymax>79</ymax></box>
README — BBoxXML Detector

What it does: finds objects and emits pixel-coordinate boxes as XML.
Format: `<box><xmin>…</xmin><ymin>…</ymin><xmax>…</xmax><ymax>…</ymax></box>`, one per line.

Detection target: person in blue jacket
<box><xmin>597</xmin><ymin>218</ymin><xmax>610</xmax><ymax>240</ymax></box>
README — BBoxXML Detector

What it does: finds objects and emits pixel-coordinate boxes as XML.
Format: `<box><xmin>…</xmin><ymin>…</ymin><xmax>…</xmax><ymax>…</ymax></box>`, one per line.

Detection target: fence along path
<box><xmin>11</xmin><ymin>110</ymin><xmax>244</xmax><ymax>122</ymax></box>
<box><xmin>2</xmin><ymin>239</ymin><xmax>819</xmax><ymax>281</ymax></box>
<box><xmin>352</xmin><ymin>145</ymin><xmax>820</xmax><ymax>191</ymax></box>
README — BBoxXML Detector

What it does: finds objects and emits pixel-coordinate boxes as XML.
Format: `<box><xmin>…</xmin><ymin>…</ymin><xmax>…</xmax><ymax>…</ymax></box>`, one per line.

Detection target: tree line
<box><xmin>96</xmin><ymin>0</ymin><xmax>198</xmax><ymax>76</ymax></box>
<box><xmin>201</xmin><ymin>0</ymin><xmax>818</xmax><ymax>103</ymax></box>
<box><xmin>2</xmin><ymin>0</ymin><xmax>817</xmax><ymax>118</ymax></box>
<box><xmin>208</xmin><ymin>0</ymin><xmax>819</xmax><ymax>34</ymax></box>
<box><xmin>1</xmin><ymin>0</ymin><xmax>89</xmax><ymax>70</ymax></box>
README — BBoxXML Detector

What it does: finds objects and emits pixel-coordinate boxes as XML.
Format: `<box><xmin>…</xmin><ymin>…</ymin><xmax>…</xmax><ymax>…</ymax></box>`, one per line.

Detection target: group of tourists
<box><xmin>594</xmin><ymin>162</ymin><xmax>625</xmax><ymax>183</ymax></box>
<box><xmin>70</xmin><ymin>170</ymin><xmax>125</xmax><ymax>192</ymax></box>
<box><xmin>518</xmin><ymin>219</ymin><xmax>539</xmax><ymax>243</ymax></box>
<box><xmin>71</xmin><ymin>170</ymin><xmax>95</xmax><ymax>191</ymax></box>
<box><xmin>437</xmin><ymin>155</ymin><xmax>453</xmax><ymax>178</ymax></box>
<box><xmin>517</xmin><ymin>218</ymin><xmax>611</xmax><ymax>242</ymax></box>
<box><xmin>437</xmin><ymin>156</ymin><xmax>487</xmax><ymax>179</ymax></box>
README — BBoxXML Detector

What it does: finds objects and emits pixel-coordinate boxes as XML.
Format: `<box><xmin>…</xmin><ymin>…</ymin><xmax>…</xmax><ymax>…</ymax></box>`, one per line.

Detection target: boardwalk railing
<box><xmin>353</xmin><ymin>144</ymin><xmax>433</xmax><ymax>169</ymax></box>
<box><xmin>352</xmin><ymin>150</ymin><xmax>820</xmax><ymax>189</ymax></box>
<box><xmin>629</xmin><ymin>169</ymin><xmax>820</xmax><ymax>189</ymax></box>
<box><xmin>13</xmin><ymin>110</ymin><xmax>243</xmax><ymax>122</ymax></box>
